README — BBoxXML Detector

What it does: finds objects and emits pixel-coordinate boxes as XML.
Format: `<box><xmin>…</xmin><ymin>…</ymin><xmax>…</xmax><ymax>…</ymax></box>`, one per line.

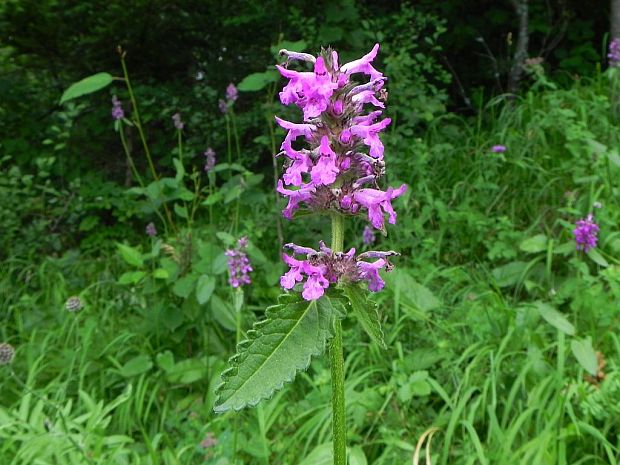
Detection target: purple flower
<box><xmin>280</xmin><ymin>242</ymin><xmax>397</xmax><ymax>300</ymax></box>
<box><xmin>352</xmin><ymin>185</ymin><xmax>408</xmax><ymax>231</ymax></box>
<box><xmin>491</xmin><ymin>145</ymin><xmax>506</xmax><ymax>153</ymax></box>
<box><xmin>573</xmin><ymin>214</ymin><xmax>600</xmax><ymax>252</ymax></box>
<box><xmin>274</xmin><ymin>44</ymin><xmax>405</xmax><ymax>228</ymax></box>
<box><xmin>218</xmin><ymin>99</ymin><xmax>228</xmax><ymax>114</ymax></box>
<box><xmin>200</xmin><ymin>432</ymin><xmax>218</xmax><ymax>449</ymax></box>
<box><xmin>204</xmin><ymin>148</ymin><xmax>216</xmax><ymax>172</ymax></box>
<box><xmin>146</xmin><ymin>222</ymin><xmax>157</xmax><ymax>237</ymax></box>
<box><xmin>362</xmin><ymin>225</ymin><xmax>375</xmax><ymax>246</ymax></box>
<box><xmin>172</xmin><ymin>113</ymin><xmax>184</xmax><ymax>130</ymax></box>
<box><xmin>609</xmin><ymin>38</ymin><xmax>620</xmax><ymax>66</ymax></box>
<box><xmin>111</xmin><ymin>96</ymin><xmax>124</xmax><ymax>120</ymax></box>
<box><xmin>226</xmin><ymin>83</ymin><xmax>238</xmax><ymax>102</ymax></box>
<box><xmin>225</xmin><ymin>237</ymin><xmax>253</xmax><ymax>288</ymax></box>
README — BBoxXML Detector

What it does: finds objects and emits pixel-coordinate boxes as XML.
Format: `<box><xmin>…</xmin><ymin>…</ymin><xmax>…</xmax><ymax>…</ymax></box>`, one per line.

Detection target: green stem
<box><xmin>330</xmin><ymin>213</ymin><xmax>346</xmax><ymax>465</ymax></box>
<box><xmin>231</xmin><ymin>109</ymin><xmax>242</xmax><ymax>162</ymax></box>
<box><xmin>119</xmin><ymin>124</ymin><xmax>168</xmax><ymax>235</ymax></box>
<box><xmin>119</xmin><ymin>53</ymin><xmax>176</xmax><ymax>232</ymax></box>
<box><xmin>226</xmin><ymin>114</ymin><xmax>232</xmax><ymax>178</ymax></box>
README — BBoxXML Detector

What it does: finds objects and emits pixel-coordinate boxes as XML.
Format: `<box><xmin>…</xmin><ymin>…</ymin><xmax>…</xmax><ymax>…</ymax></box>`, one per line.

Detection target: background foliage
<box><xmin>1</xmin><ymin>1</ymin><xmax>620</xmax><ymax>464</ymax></box>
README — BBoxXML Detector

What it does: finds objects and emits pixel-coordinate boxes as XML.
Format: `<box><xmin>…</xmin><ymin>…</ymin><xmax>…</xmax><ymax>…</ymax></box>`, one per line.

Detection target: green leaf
<box><xmin>587</xmin><ymin>249</ymin><xmax>609</xmax><ymax>267</ymax></box>
<box><xmin>116</xmin><ymin>243</ymin><xmax>144</xmax><ymax>267</ymax></box>
<box><xmin>117</xmin><ymin>270</ymin><xmax>146</xmax><ymax>285</ymax></box>
<box><xmin>152</xmin><ymin>268</ymin><xmax>169</xmax><ymax>280</ymax></box>
<box><xmin>119</xmin><ymin>355</ymin><xmax>153</xmax><ymax>378</ymax></box>
<box><xmin>270</xmin><ymin>40</ymin><xmax>307</xmax><ymax>57</ymax></box>
<box><xmin>534</xmin><ymin>301</ymin><xmax>575</xmax><ymax>335</ymax></box>
<box><xmin>570</xmin><ymin>338</ymin><xmax>598</xmax><ymax>376</ymax></box>
<box><xmin>492</xmin><ymin>261</ymin><xmax>528</xmax><ymax>287</ymax></box>
<box><xmin>196</xmin><ymin>275</ymin><xmax>216</xmax><ymax>304</ymax></box>
<box><xmin>520</xmin><ymin>234</ymin><xmax>548</xmax><ymax>253</ymax></box>
<box><xmin>165</xmin><ymin>357</ymin><xmax>208</xmax><ymax>384</ymax></box>
<box><xmin>60</xmin><ymin>72</ymin><xmax>114</xmax><ymax>104</ymax></box>
<box><xmin>213</xmin><ymin>294</ymin><xmax>339</xmax><ymax>412</ymax></box>
<box><xmin>173</xmin><ymin>274</ymin><xmax>196</xmax><ymax>298</ymax></box>
<box><xmin>210</xmin><ymin>294</ymin><xmax>237</xmax><ymax>331</ymax></box>
<box><xmin>299</xmin><ymin>443</ymin><xmax>333</xmax><ymax>465</ymax></box>
<box><xmin>237</xmin><ymin>70</ymin><xmax>279</xmax><ymax>92</ymax></box>
<box><xmin>343</xmin><ymin>285</ymin><xmax>385</xmax><ymax>349</ymax></box>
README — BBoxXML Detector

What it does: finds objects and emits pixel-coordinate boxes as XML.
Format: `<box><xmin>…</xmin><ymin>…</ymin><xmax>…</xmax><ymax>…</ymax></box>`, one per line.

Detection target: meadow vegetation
<box><xmin>1</xmin><ymin>2</ymin><xmax>620</xmax><ymax>464</ymax></box>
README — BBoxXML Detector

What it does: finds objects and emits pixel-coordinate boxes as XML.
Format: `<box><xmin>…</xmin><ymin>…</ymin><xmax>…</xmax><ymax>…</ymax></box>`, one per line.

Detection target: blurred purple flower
<box><xmin>200</xmin><ymin>432</ymin><xmax>218</xmax><ymax>449</ymax></box>
<box><xmin>491</xmin><ymin>145</ymin><xmax>506</xmax><ymax>153</ymax></box>
<box><xmin>226</xmin><ymin>236</ymin><xmax>253</xmax><ymax>288</ymax></box>
<box><xmin>226</xmin><ymin>83</ymin><xmax>238</xmax><ymax>102</ymax></box>
<box><xmin>172</xmin><ymin>113</ymin><xmax>184</xmax><ymax>130</ymax></box>
<box><xmin>146</xmin><ymin>222</ymin><xmax>157</xmax><ymax>237</ymax></box>
<box><xmin>362</xmin><ymin>225</ymin><xmax>375</xmax><ymax>246</ymax></box>
<box><xmin>111</xmin><ymin>96</ymin><xmax>124</xmax><ymax>120</ymax></box>
<box><xmin>609</xmin><ymin>38</ymin><xmax>620</xmax><ymax>66</ymax></box>
<box><xmin>573</xmin><ymin>214</ymin><xmax>599</xmax><ymax>252</ymax></box>
<box><xmin>218</xmin><ymin>99</ymin><xmax>228</xmax><ymax>114</ymax></box>
<box><xmin>204</xmin><ymin>148</ymin><xmax>216</xmax><ymax>172</ymax></box>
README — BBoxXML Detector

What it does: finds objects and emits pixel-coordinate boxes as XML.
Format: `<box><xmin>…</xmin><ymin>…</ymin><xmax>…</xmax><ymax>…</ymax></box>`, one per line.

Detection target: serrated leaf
<box><xmin>570</xmin><ymin>338</ymin><xmax>598</xmax><ymax>375</ymax></box>
<box><xmin>534</xmin><ymin>301</ymin><xmax>575</xmax><ymax>335</ymax></box>
<box><xmin>196</xmin><ymin>275</ymin><xmax>216</xmax><ymax>304</ymax></box>
<box><xmin>60</xmin><ymin>72</ymin><xmax>113</xmax><ymax>103</ymax></box>
<box><xmin>116</xmin><ymin>243</ymin><xmax>144</xmax><ymax>267</ymax></box>
<box><xmin>213</xmin><ymin>294</ymin><xmax>339</xmax><ymax>412</ymax></box>
<box><xmin>343</xmin><ymin>285</ymin><xmax>386</xmax><ymax>349</ymax></box>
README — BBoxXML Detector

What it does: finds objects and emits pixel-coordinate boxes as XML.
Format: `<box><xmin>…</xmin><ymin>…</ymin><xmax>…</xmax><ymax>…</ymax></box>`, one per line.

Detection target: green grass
<box><xmin>2</xmin><ymin>73</ymin><xmax>620</xmax><ymax>464</ymax></box>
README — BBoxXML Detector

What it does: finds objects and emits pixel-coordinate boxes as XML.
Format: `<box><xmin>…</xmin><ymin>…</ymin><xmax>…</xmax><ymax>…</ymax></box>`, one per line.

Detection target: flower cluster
<box><xmin>0</xmin><ymin>342</ymin><xmax>15</xmax><ymax>365</ymax></box>
<box><xmin>146</xmin><ymin>222</ymin><xmax>157</xmax><ymax>237</ymax></box>
<box><xmin>65</xmin><ymin>295</ymin><xmax>83</xmax><ymax>312</ymax></box>
<box><xmin>609</xmin><ymin>38</ymin><xmax>620</xmax><ymax>66</ymax></box>
<box><xmin>172</xmin><ymin>113</ymin><xmax>184</xmax><ymax>130</ymax></box>
<box><xmin>491</xmin><ymin>145</ymin><xmax>506</xmax><ymax>153</ymax></box>
<box><xmin>225</xmin><ymin>236</ymin><xmax>253</xmax><ymax>288</ymax></box>
<box><xmin>204</xmin><ymin>148</ymin><xmax>217</xmax><ymax>172</ymax></box>
<box><xmin>274</xmin><ymin>44</ymin><xmax>407</xmax><ymax>232</ymax></box>
<box><xmin>111</xmin><ymin>96</ymin><xmax>124</xmax><ymax>120</ymax></box>
<box><xmin>281</xmin><ymin>242</ymin><xmax>397</xmax><ymax>300</ymax></box>
<box><xmin>274</xmin><ymin>44</ymin><xmax>406</xmax><ymax>301</ymax></box>
<box><xmin>573</xmin><ymin>214</ymin><xmax>599</xmax><ymax>252</ymax></box>
<box><xmin>362</xmin><ymin>225</ymin><xmax>375</xmax><ymax>246</ymax></box>
<box><xmin>219</xmin><ymin>83</ymin><xmax>238</xmax><ymax>113</ymax></box>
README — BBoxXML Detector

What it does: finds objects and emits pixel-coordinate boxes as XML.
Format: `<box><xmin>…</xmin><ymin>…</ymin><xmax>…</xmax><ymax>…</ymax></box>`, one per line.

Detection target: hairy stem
<box><xmin>330</xmin><ymin>213</ymin><xmax>346</xmax><ymax>465</ymax></box>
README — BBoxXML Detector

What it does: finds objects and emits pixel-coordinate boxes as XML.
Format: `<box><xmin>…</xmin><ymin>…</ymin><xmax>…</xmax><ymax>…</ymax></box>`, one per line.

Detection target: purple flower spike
<box><xmin>573</xmin><ymin>214</ymin><xmax>600</xmax><ymax>253</ymax></box>
<box><xmin>146</xmin><ymin>222</ymin><xmax>157</xmax><ymax>237</ymax></box>
<box><xmin>111</xmin><ymin>96</ymin><xmax>124</xmax><ymax>120</ymax></box>
<box><xmin>226</xmin><ymin>83</ymin><xmax>238</xmax><ymax>102</ymax></box>
<box><xmin>362</xmin><ymin>225</ymin><xmax>375</xmax><ymax>246</ymax></box>
<box><xmin>609</xmin><ymin>38</ymin><xmax>620</xmax><ymax>67</ymax></box>
<box><xmin>172</xmin><ymin>113</ymin><xmax>184</xmax><ymax>130</ymax></box>
<box><xmin>225</xmin><ymin>237</ymin><xmax>253</xmax><ymax>288</ymax></box>
<box><xmin>204</xmin><ymin>147</ymin><xmax>216</xmax><ymax>172</ymax></box>
<box><xmin>274</xmin><ymin>44</ymin><xmax>405</xmax><ymax>300</ymax></box>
